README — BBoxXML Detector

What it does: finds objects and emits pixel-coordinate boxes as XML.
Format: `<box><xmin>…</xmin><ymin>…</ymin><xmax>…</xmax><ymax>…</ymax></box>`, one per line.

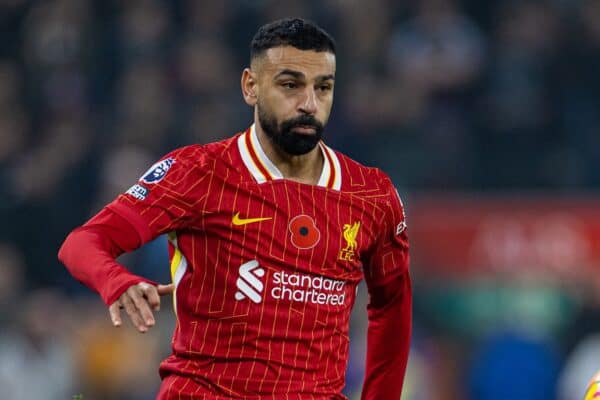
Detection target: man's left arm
<box><xmin>362</xmin><ymin>270</ymin><xmax>412</xmax><ymax>400</ymax></box>
<box><xmin>361</xmin><ymin>176</ymin><xmax>411</xmax><ymax>399</ymax></box>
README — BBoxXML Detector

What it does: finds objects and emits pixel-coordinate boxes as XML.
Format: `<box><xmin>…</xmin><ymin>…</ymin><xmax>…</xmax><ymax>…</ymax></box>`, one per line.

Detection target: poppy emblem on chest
<box><xmin>289</xmin><ymin>214</ymin><xmax>320</xmax><ymax>249</ymax></box>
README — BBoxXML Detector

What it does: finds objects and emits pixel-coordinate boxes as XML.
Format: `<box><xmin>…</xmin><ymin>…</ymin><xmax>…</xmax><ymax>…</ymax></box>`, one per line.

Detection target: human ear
<box><xmin>241</xmin><ymin>68</ymin><xmax>258</xmax><ymax>106</ymax></box>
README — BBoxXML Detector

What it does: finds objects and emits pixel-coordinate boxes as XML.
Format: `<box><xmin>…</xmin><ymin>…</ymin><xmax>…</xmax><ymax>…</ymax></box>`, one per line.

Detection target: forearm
<box><xmin>361</xmin><ymin>271</ymin><xmax>412</xmax><ymax>400</ymax></box>
<box><xmin>58</xmin><ymin>208</ymin><xmax>156</xmax><ymax>305</ymax></box>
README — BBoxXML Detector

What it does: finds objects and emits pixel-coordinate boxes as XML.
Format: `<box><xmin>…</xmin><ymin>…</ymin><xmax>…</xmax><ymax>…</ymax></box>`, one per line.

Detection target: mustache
<box><xmin>283</xmin><ymin>114</ymin><xmax>323</xmax><ymax>131</ymax></box>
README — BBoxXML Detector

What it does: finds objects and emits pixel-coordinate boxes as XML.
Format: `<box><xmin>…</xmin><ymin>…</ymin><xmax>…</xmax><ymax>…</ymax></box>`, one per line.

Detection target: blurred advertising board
<box><xmin>408</xmin><ymin>195</ymin><xmax>600</xmax><ymax>279</ymax></box>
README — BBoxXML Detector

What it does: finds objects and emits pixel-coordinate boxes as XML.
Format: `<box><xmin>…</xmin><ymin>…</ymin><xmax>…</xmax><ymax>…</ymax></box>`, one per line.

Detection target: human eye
<box><xmin>281</xmin><ymin>81</ymin><xmax>298</xmax><ymax>89</ymax></box>
<box><xmin>317</xmin><ymin>83</ymin><xmax>333</xmax><ymax>92</ymax></box>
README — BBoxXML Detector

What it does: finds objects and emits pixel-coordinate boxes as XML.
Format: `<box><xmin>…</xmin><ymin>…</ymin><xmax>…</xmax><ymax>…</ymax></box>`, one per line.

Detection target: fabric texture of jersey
<box><xmin>106</xmin><ymin>125</ymin><xmax>410</xmax><ymax>399</ymax></box>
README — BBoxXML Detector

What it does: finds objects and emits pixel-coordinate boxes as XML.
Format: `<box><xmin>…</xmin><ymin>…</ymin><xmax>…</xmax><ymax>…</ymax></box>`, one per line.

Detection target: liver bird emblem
<box><xmin>342</xmin><ymin>221</ymin><xmax>360</xmax><ymax>252</ymax></box>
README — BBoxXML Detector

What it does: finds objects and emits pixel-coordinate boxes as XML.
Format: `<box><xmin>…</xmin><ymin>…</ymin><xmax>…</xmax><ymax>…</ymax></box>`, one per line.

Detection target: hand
<box><xmin>108</xmin><ymin>282</ymin><xmax>174</xmax><ymax>333</ymax></box>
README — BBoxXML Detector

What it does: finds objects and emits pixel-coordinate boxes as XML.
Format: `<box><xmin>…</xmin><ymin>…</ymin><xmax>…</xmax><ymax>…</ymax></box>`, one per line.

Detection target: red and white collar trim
<box><xmin>237</xmin><ymin>124</ymin><xmax>342</xmax><ymax>190</ymax></box>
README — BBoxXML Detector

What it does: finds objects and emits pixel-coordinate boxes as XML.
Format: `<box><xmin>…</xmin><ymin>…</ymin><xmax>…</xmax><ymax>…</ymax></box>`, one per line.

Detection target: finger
<box><xmin>157</xmin><ymin>283</ymin><xmax>175</xmax><ymax>296</ymax></box>
<box><xmin>121</xmin><ymin>294</ymin><xmax>148</xmax><ymax>333</ymax></box>
<box><xmin>129</xmin><ymin>287</ymin><xmax>156</xmax><ymax>327</ymax></box>
<box><xmin>109</xmin><ymin>302</ymin><xmax>122</xmax><ymax>327</ymax></box>
<box><xmin>140</xmin><ymin>283</ymin><xmax>161</xmax><ymax>311</ymax></box>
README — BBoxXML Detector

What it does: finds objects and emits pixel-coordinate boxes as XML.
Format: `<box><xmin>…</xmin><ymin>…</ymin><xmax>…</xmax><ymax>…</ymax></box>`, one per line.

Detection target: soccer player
<box><xmin>59</xmin><ymin>18</ymin><xmax>411</xmax><ymax>399</ymax></box>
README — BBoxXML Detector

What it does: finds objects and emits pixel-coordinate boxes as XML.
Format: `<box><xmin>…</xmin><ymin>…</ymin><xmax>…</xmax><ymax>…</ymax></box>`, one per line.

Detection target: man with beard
<box><xmin>59</xmin><ymin>18</ymin><xmax>411</xmax><ymax>400</ymax></box>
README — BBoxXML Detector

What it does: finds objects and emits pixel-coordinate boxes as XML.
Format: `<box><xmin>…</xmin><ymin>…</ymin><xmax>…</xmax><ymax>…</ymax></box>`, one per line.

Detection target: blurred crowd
<box><xmin>1</xmin><ymin>0</ymin><xmax>599</xmax><ymax>399</ymax></box>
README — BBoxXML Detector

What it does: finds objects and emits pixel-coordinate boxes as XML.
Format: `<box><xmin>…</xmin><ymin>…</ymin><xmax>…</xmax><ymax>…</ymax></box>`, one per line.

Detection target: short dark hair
<box><xmin>250</xmin><ymin>18</ymin><xmax>336</xmax><ymax>62</ymax></box>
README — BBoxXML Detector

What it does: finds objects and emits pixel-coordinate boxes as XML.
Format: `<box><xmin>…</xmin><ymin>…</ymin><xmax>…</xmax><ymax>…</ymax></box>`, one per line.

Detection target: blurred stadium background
<box><xmin>1</xmin><ymin>0</ymin><xmax>599</xmax><ymax>399</ymax></box>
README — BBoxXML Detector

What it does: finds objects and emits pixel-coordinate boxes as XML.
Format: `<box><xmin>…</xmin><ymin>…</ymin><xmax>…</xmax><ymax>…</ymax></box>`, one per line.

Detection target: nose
<box><xmin>298</xmin><ymin>87</ymin><xmax>317</xmax><ymax>115</ymax></box>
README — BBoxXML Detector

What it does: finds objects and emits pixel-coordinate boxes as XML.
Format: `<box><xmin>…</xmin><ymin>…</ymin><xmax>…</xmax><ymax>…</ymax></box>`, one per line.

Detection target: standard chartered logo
<box><xmin>271</xmin><ymin>271</ymin><xmax>346</xmax><ymax>305</ymax></box>
<box><xmin>234</xmin><ymin>260</ymin><xmax>265</xmax><ymax>304</ymax></box>
<box><xmin>234</xmin><ymin>260</ymin><xmax>346</xmax><ymax>306</ymax></box>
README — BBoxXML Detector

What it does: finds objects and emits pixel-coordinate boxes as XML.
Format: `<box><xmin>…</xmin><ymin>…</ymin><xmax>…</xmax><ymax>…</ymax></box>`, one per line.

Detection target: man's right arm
<box><xmin>58</xmin><ymin>208</ymin><xmax>173</xmax><ymax>332</ymax></box>
<box><xmin>58</xmin><ymin>207</ymin><xmax>156</xmax><ymax>305</ymax></box>
<box><xmin>59</xmin><ymin>145</ymin><xmax>203</xmax><ymax>331</ymax></box>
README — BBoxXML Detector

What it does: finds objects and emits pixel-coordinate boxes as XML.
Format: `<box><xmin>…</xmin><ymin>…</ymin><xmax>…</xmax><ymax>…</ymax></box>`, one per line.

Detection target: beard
<box><xmin>257</xmin><ymin>102</ymin><xmax>324</xmax><ymax>156</ymax></box>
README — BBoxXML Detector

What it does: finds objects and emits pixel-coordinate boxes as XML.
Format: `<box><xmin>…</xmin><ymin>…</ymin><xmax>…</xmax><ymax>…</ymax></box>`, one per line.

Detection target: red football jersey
<box><xmin>107</xmin><ymin>125</ymin><xmax>409</xmax><ymax>399</ymax></box>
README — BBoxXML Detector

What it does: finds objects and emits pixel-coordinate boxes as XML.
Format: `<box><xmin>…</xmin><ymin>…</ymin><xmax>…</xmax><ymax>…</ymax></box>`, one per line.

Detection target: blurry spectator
<box><xmin>8</xmin><ymin>113</ymin><xmax>97</xmax><ymax>287</ymax></box>
<box><xmin>476</xmin><ymin>1</ymin><xmax>563</xmax><ymax>188</ymax></box>
<box><xmin>72</xmin><ymin>299</ymin><xmax>164</xmax><ymax>400</ymax></box>
<box><xmin>11</xmin><ymin>114</ymin><xmax>90</xmax><ymax>201</ymax></box>
<box><xmin>0</xmin><ymin>61</ymin><xmax>28</xmax><ymax>170</ymax></box>
<box><xmin>176</xmin><ymin>36</ymin><xmax>236</xmax><ymax>98</ymax></box>
<box><xmin>0</xmin><ymin>289</ymin><xmax>75</xmax><ymax>400</ymax></box>
<box><xmin>21</xmin><ymin>0</ymin><xmax>91</xmax><ymax>118</ymax></box>
<box><xmin>333</xmin><ymin>0</ymin><xmax>395</xmax><ymax>70</ymax></box>
<box><xmin>260</xmin><ymin>0</ymin><xmax>313</xmax><ymax>28</ymax></box>
<box><xmin>183</xmin><ymin>0</ymin><xmax>233</xmax><ymax>36</ymax></box>
<box><xmin>22</xmin><ymin>0</ymin><xmax>91</xmax><ymax>70</ymax></box>
<box><xmin>0</xmin><ymin>243</ymin><xmax>25</xmax><ymax>324</ymax></box>
<box><xmin>116</xmin><ymin>0</ymin><xmax>171</xmax><ymax>65</ymax></box>
<box><xmin>112</xmin><ymin>61</ymin><xmax>174</xmax><ymax>152</ymax></box>
<box><xmin>0</xmin><ymin>2</ymin><xmax>30</xmax><ymax>58</ymax></box>
<box><xmin>366</xmin><ymin>0</ymin><xmax>485</xmax><ymax>187</ymax></box>
<box><xmin>186</xmin><ymin>99</ymin><xmax>245</xmax><ymax>144</ymax></box>
<box><xmin>174</xmin><ymin>35</ymin><xmax>243</xmax><ymax>142</ymax></box>
<box><xmin>557</xmin><ymin>0</ymin><xmax>600</xmax><ymax>186</ymax></box>
<box><xmin>388</xmin><ymin>0</ymin><xmax>485</xmax><ymax>94</ymax></box>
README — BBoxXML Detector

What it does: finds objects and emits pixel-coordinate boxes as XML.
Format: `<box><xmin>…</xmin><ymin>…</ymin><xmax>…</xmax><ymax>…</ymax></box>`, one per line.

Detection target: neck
<box><xmin>254</xmin><ymin>122</ymin><xmax>324</xmax><ymax>185</ymax></box>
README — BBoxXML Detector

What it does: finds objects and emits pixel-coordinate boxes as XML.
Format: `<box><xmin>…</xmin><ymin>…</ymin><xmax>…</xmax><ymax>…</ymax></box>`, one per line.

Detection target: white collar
<box><xmin>237</xmin><ymin>124</ymin><xmax>341</xmax><ymax>190</ymax></box>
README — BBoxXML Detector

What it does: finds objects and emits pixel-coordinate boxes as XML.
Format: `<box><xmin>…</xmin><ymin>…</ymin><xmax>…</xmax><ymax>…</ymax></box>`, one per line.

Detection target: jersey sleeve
<box><xmin>107</xmin><ymin>146</ymin><xmax>208</xmax><ymax>243</ymax></box>
<box><xmin>364</xmin><ymin>173</ymin><xmax>410</xmax><ymax>287</ymax></box>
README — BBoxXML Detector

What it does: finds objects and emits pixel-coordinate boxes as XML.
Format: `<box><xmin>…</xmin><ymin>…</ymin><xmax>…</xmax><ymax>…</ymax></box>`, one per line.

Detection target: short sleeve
<box><xmin>107</xmin><ymin>146</ymin><xmax>208</xmax><ymax>243</ymax></box>
<box><xmin>364</xmin><ymin>175</ymin><xmax>410</xmax><ymax>287</ymax></box>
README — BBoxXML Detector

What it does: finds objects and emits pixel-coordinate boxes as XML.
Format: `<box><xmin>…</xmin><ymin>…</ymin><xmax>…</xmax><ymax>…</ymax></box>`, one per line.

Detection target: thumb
<box><xmin>157</xmin><ymin>283</ymin><xmax>175</xmax><ymax>296</ymax></box>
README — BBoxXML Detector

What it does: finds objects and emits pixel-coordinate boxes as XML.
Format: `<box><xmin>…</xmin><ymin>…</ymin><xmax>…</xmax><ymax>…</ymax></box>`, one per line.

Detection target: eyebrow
<box><xmin>316</xmin><ymin>74</ymin><xmax>335</xmax><ymax>83</ymax></box>
<box><xmin>274</xmin><ymin>69</ymin><xmax>304</xmax><ymax>80</ymax></box>
<box><xmin>274</xmin><ymin>69</ymin><xmax>335</xmax><ymax>82</ymax></box>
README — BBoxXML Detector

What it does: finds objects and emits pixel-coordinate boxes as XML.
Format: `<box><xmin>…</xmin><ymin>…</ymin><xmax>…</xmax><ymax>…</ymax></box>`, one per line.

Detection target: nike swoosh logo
<box><xmin>232</xmin><ymin>212</ymin><xmax>272</xmax><ymax>226</ymax></box>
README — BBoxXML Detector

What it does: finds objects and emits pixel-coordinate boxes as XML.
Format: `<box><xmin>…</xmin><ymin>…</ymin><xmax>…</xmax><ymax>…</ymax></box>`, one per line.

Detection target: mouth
<box><xmin>291</xmin><ymin>125</ymin><xmax>317</xmax><ymax>135</ymax></box>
